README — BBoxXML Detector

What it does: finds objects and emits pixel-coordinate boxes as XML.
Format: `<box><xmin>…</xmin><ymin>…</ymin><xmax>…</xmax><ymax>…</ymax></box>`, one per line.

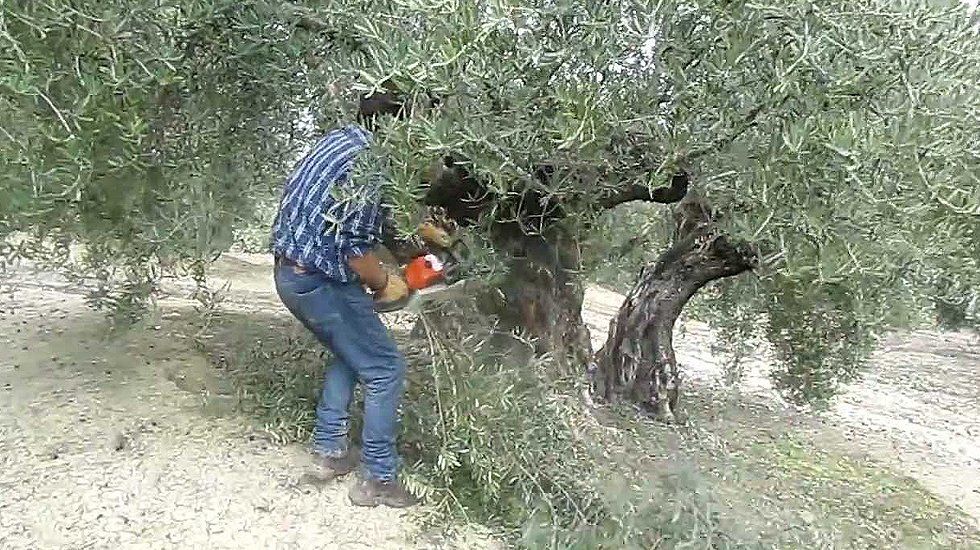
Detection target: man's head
<box><xmin>357</xmin><ymin>85</ymin><xmax>408</xmax><ymax>132</ymax></box>
<box><xmin>356</xmin><ymin>81</ymin><xmax>441</xmax><ymax>132</ymax></box>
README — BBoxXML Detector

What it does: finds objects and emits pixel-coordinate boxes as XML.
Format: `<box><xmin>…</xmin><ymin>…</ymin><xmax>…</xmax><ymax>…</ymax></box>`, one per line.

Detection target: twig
<box><xmin>419</xmin><ymin>313</ymin><xmax>449</xmax><ymax>445</ymax></box>
<box><xmin>36</xmin><ymin>90</ymin><xmax>74</xmax><ymax>136</ymax></box>
<box><xmin>0</xmin><ymin>124</ymin><xmax>23</xmax><ymax>148</ymax></box>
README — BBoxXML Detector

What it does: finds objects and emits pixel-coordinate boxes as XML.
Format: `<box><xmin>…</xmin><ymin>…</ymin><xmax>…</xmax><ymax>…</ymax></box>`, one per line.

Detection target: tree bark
<box><xmin>492</xmin><ymin>229</ymin><xmax>593</xmax><ymax>369</ymax></box>
<box><xmin>593</xmin><ymin>198</ymin><xmax>756</xmax><ymax>421</ymax></box>
<box><xmin>419</xmin><ymin>156</ymin><xmax>593</xmax><ymax>368</ymax></box>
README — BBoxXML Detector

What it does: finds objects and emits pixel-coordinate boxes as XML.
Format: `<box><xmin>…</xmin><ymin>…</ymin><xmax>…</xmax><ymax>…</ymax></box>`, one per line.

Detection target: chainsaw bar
<box><xmin>402</xmin><ymin>279</ymin><xmax>471</xmax><ymax>313</ymax></box>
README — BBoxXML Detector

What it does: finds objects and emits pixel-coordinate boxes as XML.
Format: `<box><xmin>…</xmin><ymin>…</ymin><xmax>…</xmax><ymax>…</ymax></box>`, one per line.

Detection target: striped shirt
<box><xmin>271</xmin><ymin>124</ymin><xmax>388</xmax><ymax>283</ymax></box>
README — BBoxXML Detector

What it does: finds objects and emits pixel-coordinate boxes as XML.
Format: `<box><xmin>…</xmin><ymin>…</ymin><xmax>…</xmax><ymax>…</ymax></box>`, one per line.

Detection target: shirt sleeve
<box><xmin>338</xmin><ymin>150</ymin><xmax>388</xmax><ymax>258</ymax></box>
<box><xmin>340</xmin><ymin>198</ymin><xmax>384</xmax><ymax>257</ymax></box>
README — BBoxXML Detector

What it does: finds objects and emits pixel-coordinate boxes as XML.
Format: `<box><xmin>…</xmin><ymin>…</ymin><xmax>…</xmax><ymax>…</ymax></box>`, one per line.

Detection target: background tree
<box><xmin>0</xmin><ymin>0</ymin><xmax>353</xmax><ymax>316</ymax></box>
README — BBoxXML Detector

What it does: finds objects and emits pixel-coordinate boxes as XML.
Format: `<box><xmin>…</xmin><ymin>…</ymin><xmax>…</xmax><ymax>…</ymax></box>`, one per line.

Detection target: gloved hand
<box><xmin>416</xmin><ymin>221</ymin><xmax>453</xmax><ymax>249</ymax></box>
<box><xmin>373</xmin><ymin>270</ymin><xmax>412</xmax><ymax>313</ymax></box>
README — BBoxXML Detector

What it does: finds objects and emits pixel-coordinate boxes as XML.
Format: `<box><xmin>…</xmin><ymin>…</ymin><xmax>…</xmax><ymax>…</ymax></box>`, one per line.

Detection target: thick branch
<box><xmin>290</xmin><ymin>8</ymin><xmax>364</xmax><ymax>50</ymax></box>
<box><xmin>598</xmin><ymin>171</ymin><xmax>690</xmax><ymax>209</ymax></box>
<box><xmin>592</xmin><ymin>98</ymin><xmax>778</xmax><ymax>212</ymax></box>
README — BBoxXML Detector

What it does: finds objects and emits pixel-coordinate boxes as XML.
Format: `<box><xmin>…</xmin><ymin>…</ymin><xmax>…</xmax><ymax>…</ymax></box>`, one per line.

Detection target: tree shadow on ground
<box><xmin>173</xmin><ymin>305</ymin><xmax>980</xmax><ymax>549</ymax></box>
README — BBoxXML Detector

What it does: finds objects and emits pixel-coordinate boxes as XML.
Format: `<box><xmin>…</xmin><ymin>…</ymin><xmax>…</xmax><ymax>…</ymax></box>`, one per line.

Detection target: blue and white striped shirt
<box><xmin>271</xmin><ymin>124</ymin><xmax>387</xmax><ymax>283</ymax></box>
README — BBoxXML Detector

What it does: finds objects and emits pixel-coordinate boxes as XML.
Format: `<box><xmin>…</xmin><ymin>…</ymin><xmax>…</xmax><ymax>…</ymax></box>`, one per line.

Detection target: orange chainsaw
<box><xmin>404</xmin><ymin>253</ymin><xmax>448</xmax><ymax>291</ymax></box>
<box><xmin>402</xmin><ymin>248</ymin><xmax>468</xmax><ymax>309</ymax></box>
<box><xmin>373</xmin><ymin>220</ymin><xmax>469</xmax><ymax>313</ymax></box>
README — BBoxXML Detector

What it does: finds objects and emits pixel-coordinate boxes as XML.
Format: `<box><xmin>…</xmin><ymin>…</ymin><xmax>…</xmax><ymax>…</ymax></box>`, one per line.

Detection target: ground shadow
<box><xmin>158</xmin><ymin>301</ymin><xmax>980</xmax><ymax>549</ymax></box>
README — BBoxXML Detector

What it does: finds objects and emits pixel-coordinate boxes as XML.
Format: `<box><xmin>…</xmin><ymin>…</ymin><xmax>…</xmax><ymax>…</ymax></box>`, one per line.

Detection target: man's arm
<box><xmin>348</xmin><ymin>250</ymin><xmax>389</xmax><ymax>291</ymax></box>
<box><xmin>336</xmin><ymin>154</ymin><xmax>412</xmax><ymax>309</ymax></box>
<box><xmin>339</xmin><ymin>195</ymin><xmax>388</xmax><ymax>288</ymax></box>
<box><xmin>343</xmin><ymin>205</ymin><xmax>411</xmax><ymax>311</ymax></box>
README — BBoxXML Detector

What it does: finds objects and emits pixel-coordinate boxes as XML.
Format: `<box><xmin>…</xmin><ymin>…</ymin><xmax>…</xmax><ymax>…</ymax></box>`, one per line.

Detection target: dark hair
<box><xmin>356</xmin><ymin>81</ymin><xmax>443</xmax><ymax>131</ymax></box>
<box><xmin>356</xmin><ymin>83</ymin><xmax>408</xmax><ymax>131</ymax></box>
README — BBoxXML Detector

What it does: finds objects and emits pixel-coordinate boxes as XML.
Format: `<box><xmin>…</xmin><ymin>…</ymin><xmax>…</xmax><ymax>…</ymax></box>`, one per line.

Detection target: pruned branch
<box><xmin>295</xmin><ymin>16</ymin><xmax>328</xmax><ymax>32</ymax></box>
<box><xmin>595</xmin><ymin>97</ymin><xmax>781</xmax><ymax>211</ymax></box>
<box><xmin>598</xmin><ymin>171</ymin><xmax>690</xmax><ymax>209</ymax></box>
<box><xmin>290</xmin><ymin>7</ymin><xmax>364</xmax><ymax>50</ymax></box>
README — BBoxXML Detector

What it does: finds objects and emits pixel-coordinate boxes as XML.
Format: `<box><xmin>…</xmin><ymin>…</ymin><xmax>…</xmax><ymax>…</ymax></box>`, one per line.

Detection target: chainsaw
<box><xmin>375</xmin><ymin>244</ymin><xmax>470</xmax><ymax>313</ymax></box>
<box><xmin>401</xmin><ymin>246</ymin><xmax>471</xmax><ymax>312</ymax></box>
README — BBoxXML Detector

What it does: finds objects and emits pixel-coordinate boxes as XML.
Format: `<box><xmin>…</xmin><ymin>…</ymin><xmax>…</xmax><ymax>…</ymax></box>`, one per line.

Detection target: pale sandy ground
<box><xmin>0</xmin><ymin>256</ymin><xmax>495</xmax><ymax>550</ymax></box>
<box><xmin>0</xmin><ymin>287</ymin><xmax>424</xmax><ymax>549</ymax></box>
<box><xmin>1</xmin><ymin>252</ymin><xmax>978</xmax><ymax>549</ymax></box>
<box><xmin>582</xmin><ymin>286</ymin><xmax>980</xmax><ymax>528</ymax></box>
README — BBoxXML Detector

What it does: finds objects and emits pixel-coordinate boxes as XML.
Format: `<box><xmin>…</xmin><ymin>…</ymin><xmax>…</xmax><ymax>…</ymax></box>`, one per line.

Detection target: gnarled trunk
<box><xmin>418</xmin><ymin>154</ymin><xmax>749</xmax><ymax>390</ymax></box>
<box><xmin>493</xmin><ymin>230</ymin><xmax>593</xmax><ymax>369</ymax></box>
<box><xmin>594</xmin><ymin>203</ymin><xmax>755</xmax><ymax>420</ymax></box>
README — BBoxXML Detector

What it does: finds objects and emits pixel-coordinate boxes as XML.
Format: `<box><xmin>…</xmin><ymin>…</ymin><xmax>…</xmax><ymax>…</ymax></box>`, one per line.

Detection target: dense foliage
<box><xmin>3</xmin><ymin>1</ymin><xmax>979</xmax><ymax>545</ymax></box>
<box><xmin>1</xmin><ymin>0</ymin><xmax>348</xmax><ymax>317</ymax></box>
<box><xmin>2</xmin><ymin>0</ymin><xmax>978</xmax><ymax>396</ymax></box>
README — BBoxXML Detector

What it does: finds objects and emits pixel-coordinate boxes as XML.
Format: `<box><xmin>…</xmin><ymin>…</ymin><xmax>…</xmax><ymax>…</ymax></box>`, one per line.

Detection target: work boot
<box><xmin>348</xmin><ymin>475</ymin><xmax>418</xmax><ymax>508</ymax></box>
<box><xmin>297</xmin><ymin>447</ymin><xmax>360</xmax><ymax>489</ymax></box>
<box><xmin>314</xmin><ymin>446</ymin><xmax>360</xmax><ymax>481</ymax></box>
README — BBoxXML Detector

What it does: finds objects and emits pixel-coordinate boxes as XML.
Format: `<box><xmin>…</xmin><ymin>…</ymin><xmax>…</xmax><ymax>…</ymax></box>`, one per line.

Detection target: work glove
<box><xmin>416</xmin><ymin>219</ymin><xmax>467</xmax><ymax>284</ymax></box>
<box><xmin>373</xmin><ymin>270</ymin><xmax>412</xmax><ymax>313</ymax></box>
<box><xmin>416</xmin><ymin>221</ymin><xmax>453</xmax><ymax>249</ymax></box>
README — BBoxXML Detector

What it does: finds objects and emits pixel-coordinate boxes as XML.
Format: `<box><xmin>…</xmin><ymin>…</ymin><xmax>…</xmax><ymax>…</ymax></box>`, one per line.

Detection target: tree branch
<box><xmin>598</xmin><ymin>171</ymin><xmax>690</xmax><ymax>209</ymax></box>
<box><xmin>595</xmin><ymin>96</ymin><xmax>784</xmax><ymax>211</ymax></box>
<box><xmin>290</xmin><ymin>7</ymin><xmax>364</xmax><ymax>50</ymax></box>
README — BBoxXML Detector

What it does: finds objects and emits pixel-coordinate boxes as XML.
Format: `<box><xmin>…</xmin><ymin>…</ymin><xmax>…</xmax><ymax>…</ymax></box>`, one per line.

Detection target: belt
<box><xmin>275</xmin><ymin>255</ymin><xmax>309</xmax><ymax>273</ymax></box>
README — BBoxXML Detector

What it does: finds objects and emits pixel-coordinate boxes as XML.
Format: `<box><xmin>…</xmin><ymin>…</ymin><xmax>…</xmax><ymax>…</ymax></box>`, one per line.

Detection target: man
<box><xmin>271</xmin><ymin>87</ymin><xmax>435</xmax><ymax>508</ymax></box>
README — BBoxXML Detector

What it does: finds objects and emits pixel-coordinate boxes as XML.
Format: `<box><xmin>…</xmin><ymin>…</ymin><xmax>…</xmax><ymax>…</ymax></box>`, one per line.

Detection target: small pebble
<box><xmin>110</xmin><ymin>433</ymin><xmax>128</xmax><ymax>452</ymax></box>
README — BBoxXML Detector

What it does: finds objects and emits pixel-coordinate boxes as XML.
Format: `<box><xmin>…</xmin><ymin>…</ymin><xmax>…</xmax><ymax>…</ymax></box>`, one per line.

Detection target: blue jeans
<box><xmin>274</xmin><ymin>263</ymin><xmax>407</xmax><ymax>481</ymax></box>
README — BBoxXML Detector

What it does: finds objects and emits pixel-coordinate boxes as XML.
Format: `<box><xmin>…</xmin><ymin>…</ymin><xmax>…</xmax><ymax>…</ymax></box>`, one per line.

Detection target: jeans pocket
<box><xmin>337</xmin><ymin>285</ymin><xmax>403</xmax><ymax>364</ymax></box>
<box><xmin>275</xmin><ymin>266</ymin><xmax>322</xmax><ymax>297</ymax></box>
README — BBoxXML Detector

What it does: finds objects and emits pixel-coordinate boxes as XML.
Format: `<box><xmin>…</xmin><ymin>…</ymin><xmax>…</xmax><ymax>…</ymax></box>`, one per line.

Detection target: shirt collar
<box><xmin>342</xmin><ymin>123</ymin><xmax>373</xmax><ymax>146</ymax></box>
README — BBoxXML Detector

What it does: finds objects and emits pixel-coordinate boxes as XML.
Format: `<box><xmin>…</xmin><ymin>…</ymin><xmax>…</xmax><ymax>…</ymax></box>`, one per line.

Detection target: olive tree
<box><xmin>0</xmin><ymin>0</ymin><xmax>352</xmax><ymax>310</ymax></box>
<box><xmin>327</xmin><ymin>0</ymin><xmax>979</xmax><ymax>417</ymax></box>
<box><xmin>2</xmin><ymin>0</ymin><xmax>978</xmax><ymax>415</ymax></box>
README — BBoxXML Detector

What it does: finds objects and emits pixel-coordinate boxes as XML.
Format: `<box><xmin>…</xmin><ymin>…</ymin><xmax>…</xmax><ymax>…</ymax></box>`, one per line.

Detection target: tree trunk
<box><xmin>399</xmin><ymin>217</ymin><xmax>593</xmax><ymax>369</ymax></box>
<box><xmin>493</xmin><ymin>230</ymin><xmax>593</xmax><ymax>370</ymax></box>
<box><xmin>416</xmin><ymin>154</ymin><xmax>755</xmax><ymax>419</ymax></box>
<box><xmin>416</xmin><ymin>155</ymin><xmax>593</xmax><ymax>367</ymax></box>
<box><xmin>593</xmin><ymin>200</ymin><xmax>755</xmax><ymax>421</ymax></box>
